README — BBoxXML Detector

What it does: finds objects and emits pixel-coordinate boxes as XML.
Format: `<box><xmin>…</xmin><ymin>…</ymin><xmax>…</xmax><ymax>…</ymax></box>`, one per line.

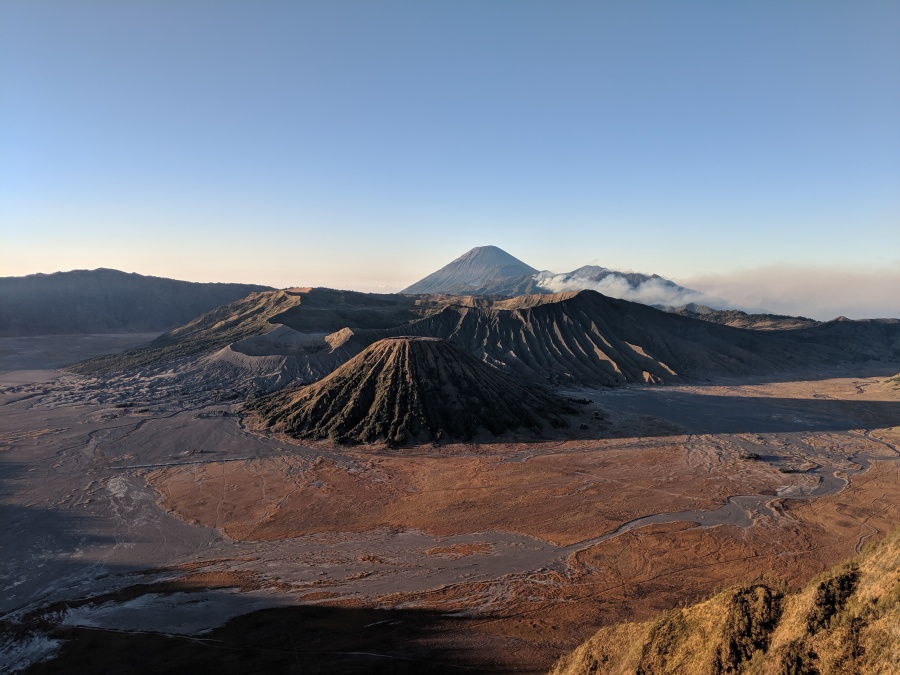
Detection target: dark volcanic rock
<box><xmin>246</xmin><ymin>336</ymin><xmax>573</xmax><ymax>444</ymax></box>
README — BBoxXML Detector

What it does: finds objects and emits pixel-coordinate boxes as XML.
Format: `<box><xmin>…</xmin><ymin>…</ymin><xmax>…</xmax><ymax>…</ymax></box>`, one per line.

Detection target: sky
<box><xmin>1</xmin><ymin>1</ymin><xmax>899</xmax><ymax>319</ymax></box>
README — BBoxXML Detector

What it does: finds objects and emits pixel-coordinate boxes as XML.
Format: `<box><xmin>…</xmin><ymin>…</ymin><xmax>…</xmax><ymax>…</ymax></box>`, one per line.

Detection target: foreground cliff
<box><xmin>551</xmin><ymin>527</ymin><xmax>900</xmax><ymax>674</ymax></box>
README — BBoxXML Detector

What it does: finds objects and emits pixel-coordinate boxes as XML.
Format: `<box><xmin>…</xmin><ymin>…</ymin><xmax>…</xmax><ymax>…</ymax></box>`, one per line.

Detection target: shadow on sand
<box><xmin>24</xmin><ymin>603</ymin><xmax>494</xmax><ymax>674</ymax></box>
<box><xmin>598</xmin><ymin>389</ymin><xmax>900</xmax><ymax>437</ymax></box>
<box><xmin>0</xmin><ymin>457</ymin><xmax>497</xmax><ymax>674</ymax></box>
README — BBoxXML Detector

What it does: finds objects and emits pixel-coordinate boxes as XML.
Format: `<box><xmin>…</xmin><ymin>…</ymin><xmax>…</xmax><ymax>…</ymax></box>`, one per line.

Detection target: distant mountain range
<box><xmin>402</xmin><ymin>246</ymin><xmax>819</xmax><ymax>330</ymax></box>
<box><xmin>0</xmin><ymin>268</ymin><xmax>271</xmax><ymax>336</ymax></box>
<box><xmin>402</xmin><ymin>245</ymin><xmax>692</xmax><ymax>299</ymax></box>
<box><xmin>72</xmin><ymin>287</ymin><xmax>900</xmax><ymax>402</ymax></box>
<box><xmin>2</xmin><ymin>251</ymin><xmax>820</xmax><ymax>340</ymax></box>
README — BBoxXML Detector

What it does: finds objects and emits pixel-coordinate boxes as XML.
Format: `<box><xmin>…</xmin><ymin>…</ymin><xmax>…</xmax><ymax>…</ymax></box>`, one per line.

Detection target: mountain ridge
<box><xmin>0</xmin><ymin>268</ymin><xmax>272</xmax><ymax>336</ymax></box>
<box><xmin>402</xmin><ymin>245</ymin><xmax>701</xmax><ymax>305</ymax></box>
<box><xmin>69</xmin><ymin>287</ymin><xmax>900</xmax><ymax>406</ymax></box>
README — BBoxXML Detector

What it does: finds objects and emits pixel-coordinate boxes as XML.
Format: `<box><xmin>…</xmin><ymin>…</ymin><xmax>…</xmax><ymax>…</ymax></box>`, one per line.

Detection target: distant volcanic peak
<box><xmin>452</xmin><ymin>245</ymin><xmax>537</xmax><ymax>270</ymax></box>
<box><xmin>247</xmin><ymin>336</ymin><xmax>572</xmax><ymax>445</ymax></box>
<box><xmin>401</xmin><ymin>245</ymin><xmax>539</xmax><ymax>295</ymax></box>
<box><xmin>567</xmin><ymin>265</ymin><xmax>610</xmax><ymax>276</ymax></box>
<box><xmin>562</xmin><ymin>266</ymin><xmax>667</xmax><ymax>285</ymax></box>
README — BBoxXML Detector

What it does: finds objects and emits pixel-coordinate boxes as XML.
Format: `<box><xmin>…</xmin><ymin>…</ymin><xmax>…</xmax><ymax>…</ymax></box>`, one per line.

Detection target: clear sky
<box><xmin>2</xmin><ymin>1</ymin><xmax>899</xmax><ymax>318</ymax></box>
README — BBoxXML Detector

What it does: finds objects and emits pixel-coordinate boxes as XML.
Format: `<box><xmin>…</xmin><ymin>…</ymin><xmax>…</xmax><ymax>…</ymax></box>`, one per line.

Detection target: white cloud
<box><xmin>680</xmin><ymin>265</ymin><xmax>900</xmax><ymax>321</ymax></box>
<box><xmin>534</xmin><ymin>272</ymin><xmax>725</xmax><ymax>308</ymax></box>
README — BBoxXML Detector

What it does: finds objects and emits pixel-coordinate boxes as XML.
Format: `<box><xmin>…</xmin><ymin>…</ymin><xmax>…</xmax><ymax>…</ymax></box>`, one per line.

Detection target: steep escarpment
<box><xmin>246</xmin><ymin>337</ymin><xmax>574</xmax><ymax>444</ymax></box>
<box><xmin>550</xmin><ymin>526</ymin><xmax>900</xmax><ymax>674</ymax></box>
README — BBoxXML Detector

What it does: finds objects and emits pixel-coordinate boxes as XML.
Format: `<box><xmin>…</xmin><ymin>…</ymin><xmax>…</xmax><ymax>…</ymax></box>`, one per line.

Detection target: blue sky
<box><xmin>2</xmin><ymin>1</ymin><xmax>899</xmax><ymax>318</ymax></box>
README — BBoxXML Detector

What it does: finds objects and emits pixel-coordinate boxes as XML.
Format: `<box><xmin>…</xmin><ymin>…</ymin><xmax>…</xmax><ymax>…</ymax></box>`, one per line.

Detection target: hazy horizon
<box><xmin>2</xmin><ymin>2</ymin><xmax>898</xmax><ymax>320</ymax></box>
<box><xmin>6</xmin><ymin>249</ymin><xmax>899</xmax><ymax>322</ymax></box>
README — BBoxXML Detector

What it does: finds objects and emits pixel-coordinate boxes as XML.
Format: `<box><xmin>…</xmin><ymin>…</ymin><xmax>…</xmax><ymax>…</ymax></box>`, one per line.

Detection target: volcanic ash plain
<box><xmin>1</xmin><ymin>349</ymin><xmax>900</xmax><ymax>672</ymax></box>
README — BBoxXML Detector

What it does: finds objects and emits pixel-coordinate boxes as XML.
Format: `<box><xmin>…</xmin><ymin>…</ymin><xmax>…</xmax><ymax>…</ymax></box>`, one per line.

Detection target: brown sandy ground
<box><xmin>338</xmin><ymin>447</ymin><xmax>900</xmax><ymax>670</ymax></box>
<box><xmin>140</xmin><ymin>418</ymin><xmax>900</xmax><ymax>671</ymax></box>
<box><xmin>146</xmin><ymin>434</ymin><xmax>791</xmax><ymax>546</ymax></box>
<box><xmin>24</xmin><ymin>433</ymin><xmax>899</xmax><ymax>673</ymax></box>
<box><xmin>4</xmin><ymin>370</ymin><xmax>900</xmax><ymax>673</ymax></box>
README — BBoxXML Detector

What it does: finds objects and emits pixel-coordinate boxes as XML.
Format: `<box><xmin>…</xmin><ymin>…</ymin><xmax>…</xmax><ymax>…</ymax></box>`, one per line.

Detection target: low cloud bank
<box><xmin>681</xmin><ymin>265</ymin><xmax>900</xmax><ymax>321</ymax></box>
<box><xmin>534</xmin><ymin>265</ymin><xmax>900</xmax><ymax>321</ymax></box>
<box><xmin>534</xmin><ymin>271</ymin><xmax>725</xmax><ymax>309</ymax></box>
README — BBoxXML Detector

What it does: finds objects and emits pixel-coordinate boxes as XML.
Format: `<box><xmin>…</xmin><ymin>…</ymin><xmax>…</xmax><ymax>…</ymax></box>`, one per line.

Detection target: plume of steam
<box><xmin>683</xmin><ymin>265</ymin><xmax>900</xmax><ymax>321</ymax></box>
<box><xmin>534</xmin><ymin>271</ymin><xmax>720</xmax><ymax>308</ymax></box>
<box><xmin>534</xmin><ymin>264</ymin><xmax>900</xmax><ymax>321</ymax></box>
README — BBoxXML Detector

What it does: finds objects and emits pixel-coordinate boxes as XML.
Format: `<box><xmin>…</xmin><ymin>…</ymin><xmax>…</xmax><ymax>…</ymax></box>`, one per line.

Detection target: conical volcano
<box><xmin>246</xmin><ymin>336</ymin><xmax>573</xmax><ymax>444</ymax></box>
<box><xmin>401</xmin><ymin>245</ymin><xmax>540</xmax><ymax>295</ymax></box>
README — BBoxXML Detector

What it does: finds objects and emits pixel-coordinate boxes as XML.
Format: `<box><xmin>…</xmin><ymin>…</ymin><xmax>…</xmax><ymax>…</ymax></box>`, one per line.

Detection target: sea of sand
<box><xmin>1</xmin><ymin>335</ymin><xmax>899</xmax><ymax>672</ymax></box>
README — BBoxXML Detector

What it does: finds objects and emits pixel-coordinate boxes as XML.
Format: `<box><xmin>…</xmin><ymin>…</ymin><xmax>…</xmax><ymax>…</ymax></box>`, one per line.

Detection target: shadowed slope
<box><xmin>246</xmin><ymin>337</ymin><xmax>573</xmax><ymax>444</ymax></box>
<box><xmin>550</xmin><ymin>526</ymin><xmax>900</xmax><ymax>674</ymax></box>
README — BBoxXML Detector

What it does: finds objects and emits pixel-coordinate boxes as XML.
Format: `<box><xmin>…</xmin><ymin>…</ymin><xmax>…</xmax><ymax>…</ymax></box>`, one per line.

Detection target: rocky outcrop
<box><xmin>550</xmin><ymin>527</ymin><xmax>900</xmax><ymax>674</ymax></box>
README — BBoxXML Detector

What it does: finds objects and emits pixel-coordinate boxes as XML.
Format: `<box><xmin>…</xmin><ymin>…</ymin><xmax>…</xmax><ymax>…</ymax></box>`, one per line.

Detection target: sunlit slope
<box><xmin>550</xmin><ymin>527</ymin><xmax>900</xmax><ymax>674</ymax></box>
<box><xmin>401</xmin><ymin>245</ymin><xmax>541</xmax><ymax>296</ymax></box>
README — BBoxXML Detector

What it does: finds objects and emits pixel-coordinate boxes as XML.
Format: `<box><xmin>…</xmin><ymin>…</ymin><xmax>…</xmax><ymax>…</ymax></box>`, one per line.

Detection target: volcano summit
<box><xmin>400</xmin><ymin>245</ymin><xmax>541</xmax><ymax>296</ymax></box>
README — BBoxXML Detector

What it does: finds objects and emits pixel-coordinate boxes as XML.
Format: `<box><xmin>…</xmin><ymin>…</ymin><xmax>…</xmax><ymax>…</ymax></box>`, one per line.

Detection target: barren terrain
<box><xmin>1</xmin><ymin>339</ymin><xmax>899</xmax><ymax>671</ymax></box>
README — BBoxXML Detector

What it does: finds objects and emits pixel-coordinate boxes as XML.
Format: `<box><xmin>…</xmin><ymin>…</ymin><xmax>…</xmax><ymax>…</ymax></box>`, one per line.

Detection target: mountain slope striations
<box><xmin>72</xmin><ymin>288</ymin><xmax>900</xmax><ymax>394</ymax></box>
<box><xmin>246</xmin><ymin>336</ymin><xmax>574</xmax><ymax>444</ymax></box>
<box><xmin>376</xmin><ymin>291</ymin><xmax>868</xmax><ymax>386</ymax></box>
